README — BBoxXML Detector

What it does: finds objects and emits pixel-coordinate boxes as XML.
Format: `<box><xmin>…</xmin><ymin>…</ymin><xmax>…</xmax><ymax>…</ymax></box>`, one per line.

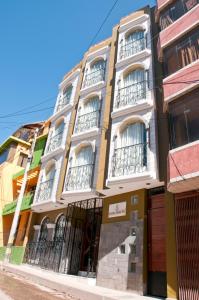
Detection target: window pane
<box><xmin>169</xmin><ymin>89</ymin><xmax>199</xmax><ymax>148</ymax></box>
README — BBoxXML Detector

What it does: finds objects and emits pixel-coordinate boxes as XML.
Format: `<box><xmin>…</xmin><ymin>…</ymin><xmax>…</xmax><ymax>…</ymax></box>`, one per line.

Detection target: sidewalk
<box><xmin>0</xmin><ymin>262</ymin><xmax>162</xmax><ymax>300</ymax></box>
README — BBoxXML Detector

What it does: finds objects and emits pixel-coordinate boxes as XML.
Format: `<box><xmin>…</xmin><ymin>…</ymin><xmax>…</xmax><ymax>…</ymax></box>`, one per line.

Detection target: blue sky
<box><xmin>0</xmin><ymin>0</ymin><xmax>155</xmax><ymax>143</ymax></box>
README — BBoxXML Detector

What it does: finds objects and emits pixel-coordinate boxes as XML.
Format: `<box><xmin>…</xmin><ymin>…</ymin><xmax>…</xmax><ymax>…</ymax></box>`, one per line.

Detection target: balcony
<box><xmin>45</xmin><ymin>131</ymin><xmax>63</xmax><ymax>155</ymax></box>
<box><xmin>83</xmin><ymin>68</ymin><xmax>105</xmax><ymax>89</ymax></box>
<box><xmin>112</xmin><ymin>143</ymin><xmax>147</xmax><ymax>177</ymax></box>
<box><xmin>168</xmin><ymin>141</ymin><xmax>199</xmax><ymax>193</ymax></box>
<box><xmin>2</xmin><ymin>192</ymin><xmax>35</xmax><ymax>216</ymax></box>
<box><xmin>159</xmin><ymin>0</ymin><xmax>198</xmax><ymax>31</ymax></box>
<box><xmin>114</xmin><ymin>81</ymin><xmax>147</xmax><ymax>109</ymax></box>
<box><xmin>56</xmin><ymin>94</ymin><xmax>71</xmax><ymax>113</ymax></box>
<box><xmin>75</xmin><ymin>110</ymin><xmax>99</xmax><ymax>134</ymax></box>
<box><xmin>35</xmin><ymin>179</ymin><xmax>54</xmax><ymax>203</ymax></box>
<box><xmin>119</xmin><ymin>37</ymin><xmax>146</xmax><ymax>60</ymax></box>
<box><xmin>158</xmin><ymin>4</ymin><xmax>199</xmax><ymax>55</ymax></box>
<box><xmin>65</xmin><ymin>164</ymin><xmax>93</xmax><ymax>191</ymax></box>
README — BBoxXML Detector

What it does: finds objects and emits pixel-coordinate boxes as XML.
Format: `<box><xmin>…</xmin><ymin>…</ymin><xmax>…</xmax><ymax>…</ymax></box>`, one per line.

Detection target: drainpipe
<box><xmin>4</xmin><ymin>128</ymin><xmax>39</xmax><ymax>263</ymax></box>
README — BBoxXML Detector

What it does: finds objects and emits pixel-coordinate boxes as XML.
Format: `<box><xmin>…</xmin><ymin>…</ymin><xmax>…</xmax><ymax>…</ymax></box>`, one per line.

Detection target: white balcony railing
<box><xmin>115</xmin><ymin>81</ymin><xmax>147</xmax><ymax>109</ymax></box>
<box><xmin>112</xmin><ymin>143</ymin><xmax>147</xmax><ymax>177</ymax></box>
<box><xmin>75</xmin><ymin>110</ymin><xmax>99</xmax><ymax>133</ymax></box>
<box><xmin>83</xmin><ymin>68</ymin><xmax>105</xmax><ymax>88</ymax></box>
<box><xmin>119</xmin><ymin>37</ymin><xmax>146</xmax><ymax>60</ymax></box>
<box><xmin>45</xmin><ymin>131</ymin><xmax>63</xmax><ymax>154</ymax></box>
<box><xmin>65</xmin><ymin>164</ymin><xmax>93</xmax><ymax>191</ymax></box>
<box><xmin>56</xmin><ymin>94</ymin><xmax>71</xmax><ymax>113</ymax></box>
<box><xmin>35</xmin><ymin>179</ymin><xmax>54</xmax><ymax>203</ymax></box>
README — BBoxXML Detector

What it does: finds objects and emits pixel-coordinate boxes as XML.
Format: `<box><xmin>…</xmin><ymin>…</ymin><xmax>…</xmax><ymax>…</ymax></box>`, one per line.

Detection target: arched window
<box><xmin>63</xmin><ymin>84</ymin><xmax>73</xmax><ymax>101</ymax></box>
<box><xmin>120</xmin><ymin>30</ymin><xmax>145</xmax><ymax>59</ymax></box>
<box><xmin>112</xmin><ymin>122</ymin><xmax>147</xmax><ymax>176</ymax></box>
<box><xmin>39</xmin><ymin>217</ymin><xmax>50</xmax><ymax>241</ymax></box>
<box><xmin>56</xmin><ymin>85</ymin><xmax>73</xmax><ymax>112</ymax></box>
<box><xmin>54</xmin><ymin>214</ymin><xmax>66</xmax><ymax>242</ymax></box>
<box><xmin>91</xmin><ymin>59</ymin><xmax>105</xmax><ymax>72</ymax></box>
<box><xmin>84</xmin><ymin>59</ymin><xmax>106</xmax><ymax>87</ymax></box>
<box><xmin>75</xmin><ymin>97</ymin><xmax>100</xmax><ymax>133</ymax></box>
<box><xmin>46</xmin><ymin>163</ymin><xmax>56</xmax><ymax>181</ymax></box>
<box><xmin>46</xmin><ymin>121</ymin><xmax>64</xmax><ymax>154</ymax></box>
<box><xmin>65</xmin><ymin>145</ymin><xmax>94</xmax><ymax>191</ymax></box>
<box><xmin>120</xmin><ymin>122</ymin><xmax>145</xmax><ymax>147</ymax></box>
<box><xmin>84</xmin><ymin>97</ymin><xmax>100</xmax><ymax>114</ymax></box>
<box><xmin>75</xmin><ymin>145</ymin><xmax>93</xmax><ymax>166</ymax></box>
<box><xmin>116</xmin><ymin>69</ymin><xmax>146</xmax><ymax>108</ymax></box>
<box><xmin>124</xmin><ymin>68</ymin><xmax>145</xmax><ymax>87</ymax></box>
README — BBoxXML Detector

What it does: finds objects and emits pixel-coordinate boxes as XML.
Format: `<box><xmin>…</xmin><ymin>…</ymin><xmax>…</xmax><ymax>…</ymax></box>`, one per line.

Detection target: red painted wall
<box><xmin>168</xmin><ymin>143</ymin><xmax>199</xmax><ymax>179</ymax></box>
<box><xmin>159</xmin><ymin>5</ymin><xmax>199</xmax><ymax>49</ymax></box>
<box><xmin>163</xmin><ymin>60</ymin><xmax>199</xmax><ymax>100</ymax></box>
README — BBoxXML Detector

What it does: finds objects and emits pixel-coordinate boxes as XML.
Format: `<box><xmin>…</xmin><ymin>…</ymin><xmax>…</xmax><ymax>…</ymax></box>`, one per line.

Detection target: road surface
<box><xmin>0</xmin><ymin>270</ymin><xmax>80</xmax><ymax>300</ymax></box>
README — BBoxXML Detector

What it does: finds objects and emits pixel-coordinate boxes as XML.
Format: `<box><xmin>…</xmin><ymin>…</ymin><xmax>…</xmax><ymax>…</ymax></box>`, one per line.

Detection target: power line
<box><xmin>0</xmin><ymin>95</ymin><xmax>55</xmax><ymax>119</ymax></box>
<box><xmin>88</xmin><ymin>0</ymin><xmax>120</xmax><ymax>49</ymax></box>
<box><xmin>0</xmin><ymin>106</ymin><xmax>54</xmax><ymax>119</ymax></box>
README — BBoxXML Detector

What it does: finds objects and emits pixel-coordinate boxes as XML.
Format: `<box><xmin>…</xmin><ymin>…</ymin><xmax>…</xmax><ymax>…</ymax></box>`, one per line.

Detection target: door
<box><xmin>148</xmin><ymin>193</ymin><xmax>167</xmax><ymax>298</ymax></box>
<box><xmin>175</xmin><ymin>192</ymin><xmax>199</xmax><ymax>300</ymax></box>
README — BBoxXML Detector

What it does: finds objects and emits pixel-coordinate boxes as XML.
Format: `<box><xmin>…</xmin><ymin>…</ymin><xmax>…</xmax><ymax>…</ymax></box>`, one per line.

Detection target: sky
<box><xmin>0</xmin><ymin>0</ymin><xmax>156</xmax><ymax>144</ymax></box>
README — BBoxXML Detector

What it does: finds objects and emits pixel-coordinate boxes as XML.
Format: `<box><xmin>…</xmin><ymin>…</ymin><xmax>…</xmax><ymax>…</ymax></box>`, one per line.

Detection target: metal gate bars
<box><xmin>175</xmin><ymin>192</ymin><xmax>199</xmax><ymax>300</ymax></box>
<box><xmin>24</xmin><ymin>198</ymin><xmax>103</xmax><ymax>276</ymax></box>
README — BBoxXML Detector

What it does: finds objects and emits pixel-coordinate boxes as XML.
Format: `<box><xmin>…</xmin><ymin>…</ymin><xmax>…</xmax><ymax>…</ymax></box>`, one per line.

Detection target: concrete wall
<box><xmin>97</xmin><ymin>190</ymin><xmax>147</xmax><ymax>295</ymax></box>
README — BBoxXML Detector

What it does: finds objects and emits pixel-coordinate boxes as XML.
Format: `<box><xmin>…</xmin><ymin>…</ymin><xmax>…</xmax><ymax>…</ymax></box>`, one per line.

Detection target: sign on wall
<box><xmin>108</xmin><ymin>201</ymin><xmax>127</xmax><ymax>218</ymax></box>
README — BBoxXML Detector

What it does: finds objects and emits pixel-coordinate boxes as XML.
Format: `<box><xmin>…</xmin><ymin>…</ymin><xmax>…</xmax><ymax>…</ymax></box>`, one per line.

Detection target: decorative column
<box><xmin>33</xmin><ymin>225</ymin><xmax>41</xmax><ymax>242</ymax></box>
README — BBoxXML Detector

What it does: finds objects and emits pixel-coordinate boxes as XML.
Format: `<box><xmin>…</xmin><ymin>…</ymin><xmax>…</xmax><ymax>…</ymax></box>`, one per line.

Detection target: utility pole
<box><xmin>4</xmin><ymin>127</ymin><xmax>39</xmax><ymax>262</ymax></box>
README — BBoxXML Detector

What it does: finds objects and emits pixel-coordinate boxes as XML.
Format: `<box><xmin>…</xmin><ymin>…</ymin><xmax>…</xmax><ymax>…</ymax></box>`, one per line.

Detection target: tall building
<box><xmin>22</xmin><ymin>6</ymin><xmax>173</xmax><ymax>298</ymax></box>
<box><xmin>156</xmin><ymin>0</ymin><xmax>199</xmax><ymax>299</ymax></box>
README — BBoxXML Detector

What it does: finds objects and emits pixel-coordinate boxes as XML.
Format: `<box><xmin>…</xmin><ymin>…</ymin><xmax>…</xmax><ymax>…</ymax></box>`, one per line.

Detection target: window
<box><xmin>46</xmin><ymin>121</ymin><xmax>64</xmax><ymax>154</ymax></box>
<box><xmin>65</xmin><ymin>145</ymin><xmax>94</xmax><ymax>191</ymax></box>
<box><xmin>119</xmin><ymin>244</ymin><xmax>126</xmax><ymax>254</ymax></box>
<box><xmin>115</xmin><ymin>69</ymin><xmax>147</xmax><ymax>108</ymax></box>
<box><xmin>159</xmin><ymin>0</ymin><xmax>199</xmax><ymax>30</ymax></box>
<box><xmin>112</xmin><ymin>122</ymin><xmax>147</xmax><ymax>176</ymax></box>
<box><xmin>83</xmin><ymin>59</ymin><xmax>106</xmax><ymax>87</ymax></box>
<box><xmin>164</xmin><ymin>29</ymin><xmax>199</xmax><ymax>76</ymax></box>
<box><xmin>0</xmin><ymin>149</ymin><xmax>9</xmax><ymax>164</ymax></box>
<box><xmin>56</xmin><ymin>85</ymin><xmax>73</xmax><ymax>112</ymax></box>
<box><xmin>75</xmin><ymin>97</ymin><xmax>100</xmax><ymax>133</ymax></box>
<box><xmin>120</xmin><ymin>30</ymin><xmax>145</xmax><ymax>59</ymax></box>
<box><xmin>169</xmin><ymin>89</ymin><xmax>199</xmax><ymax>148</ymax></box>
<box><xmin>18</xmin><ymin>153</ymin><xmax>28</xmax><ymax>168</ymax></box>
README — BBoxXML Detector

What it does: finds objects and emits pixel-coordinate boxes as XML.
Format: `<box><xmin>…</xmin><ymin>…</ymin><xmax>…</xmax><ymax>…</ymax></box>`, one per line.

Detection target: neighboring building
<box><xmin>23</xmin><ymin>6</ymin><xmax>173</xmax><ymax>299</ymax></box>
<box><xmin>156</xmin><ymin>0</ymin><xmax>199</xmax><ymax>299</ymax></box>
<box><xmin>0</xmin><ymin>122</ymin><xmax>48</xmax><ymax>263</ymax></box>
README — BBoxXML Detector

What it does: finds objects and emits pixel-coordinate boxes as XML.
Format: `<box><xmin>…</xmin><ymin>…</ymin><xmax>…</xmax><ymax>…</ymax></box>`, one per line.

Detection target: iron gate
<box><xmin>175</xmin><ymin>192</ymin><xmax>199</xmax><ymax>300</ymax></box>
<box><xmin>24</xmin><ymin>198</ymin><xmax>103</xmax><ymax>276</ymax></box>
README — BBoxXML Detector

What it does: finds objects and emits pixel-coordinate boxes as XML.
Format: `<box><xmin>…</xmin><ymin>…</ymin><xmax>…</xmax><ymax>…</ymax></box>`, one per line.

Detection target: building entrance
<box><xmin>25</xmin><ymin>198</ymin><xmax>103</xmax><ymax>277</ymax></box>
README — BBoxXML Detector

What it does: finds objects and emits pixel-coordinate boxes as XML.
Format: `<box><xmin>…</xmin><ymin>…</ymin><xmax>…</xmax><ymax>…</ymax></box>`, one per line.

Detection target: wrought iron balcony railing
<box><xmin>83</xmin><ymin>68</ymin><xmax>105</xmax><ymax>88</ymax></box>
<box><xmin>75</xmin><ymin>110</ymin><xmax>99</xmax><ymax>133</ymax></box>
<box><xmin>65</xmin><ymin>164</ymin><xmax>93</xmax><ymax>191</ymax></box>
<box><xmin>119</xmin><ymin>37</ymin><xmax>146</xmax><ymax>60</ymax></box>
<box><xmin>115</xmin><ymin>81</ymin><xmax>147</xmax><ymax>109</ymax></box>
<box><xmin>112</xmin><ymin>143</ymin><xmax>147</xmax><ymax>177</ymax></box>
<box><xmin>56</xmin><ymin>94</ymin><xmax>71</xmax><ymax>113</ymax></box>
<box><xmin>35</xmin><ymin>179</ymin><xmax>54</xmax><ymax>203</ymax></box>
<box><xmin>45</xmin><ymin>131</ymin><xmax>63</xmax><ymax>154</ymax></box>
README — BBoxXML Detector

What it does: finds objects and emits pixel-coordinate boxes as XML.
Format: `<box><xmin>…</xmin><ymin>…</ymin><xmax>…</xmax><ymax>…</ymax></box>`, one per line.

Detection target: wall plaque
<box><xmin>108</xmin><ymin>201</ymin><xmax>126</xmax><ymax>218</ymax></box>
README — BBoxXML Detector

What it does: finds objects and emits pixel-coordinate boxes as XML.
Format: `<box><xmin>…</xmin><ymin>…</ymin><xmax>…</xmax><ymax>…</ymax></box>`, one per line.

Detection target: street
<box><xmin>0</xmin><ymin>270</ymin><xmax>80</xmax><ymax>300</ymax></box>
